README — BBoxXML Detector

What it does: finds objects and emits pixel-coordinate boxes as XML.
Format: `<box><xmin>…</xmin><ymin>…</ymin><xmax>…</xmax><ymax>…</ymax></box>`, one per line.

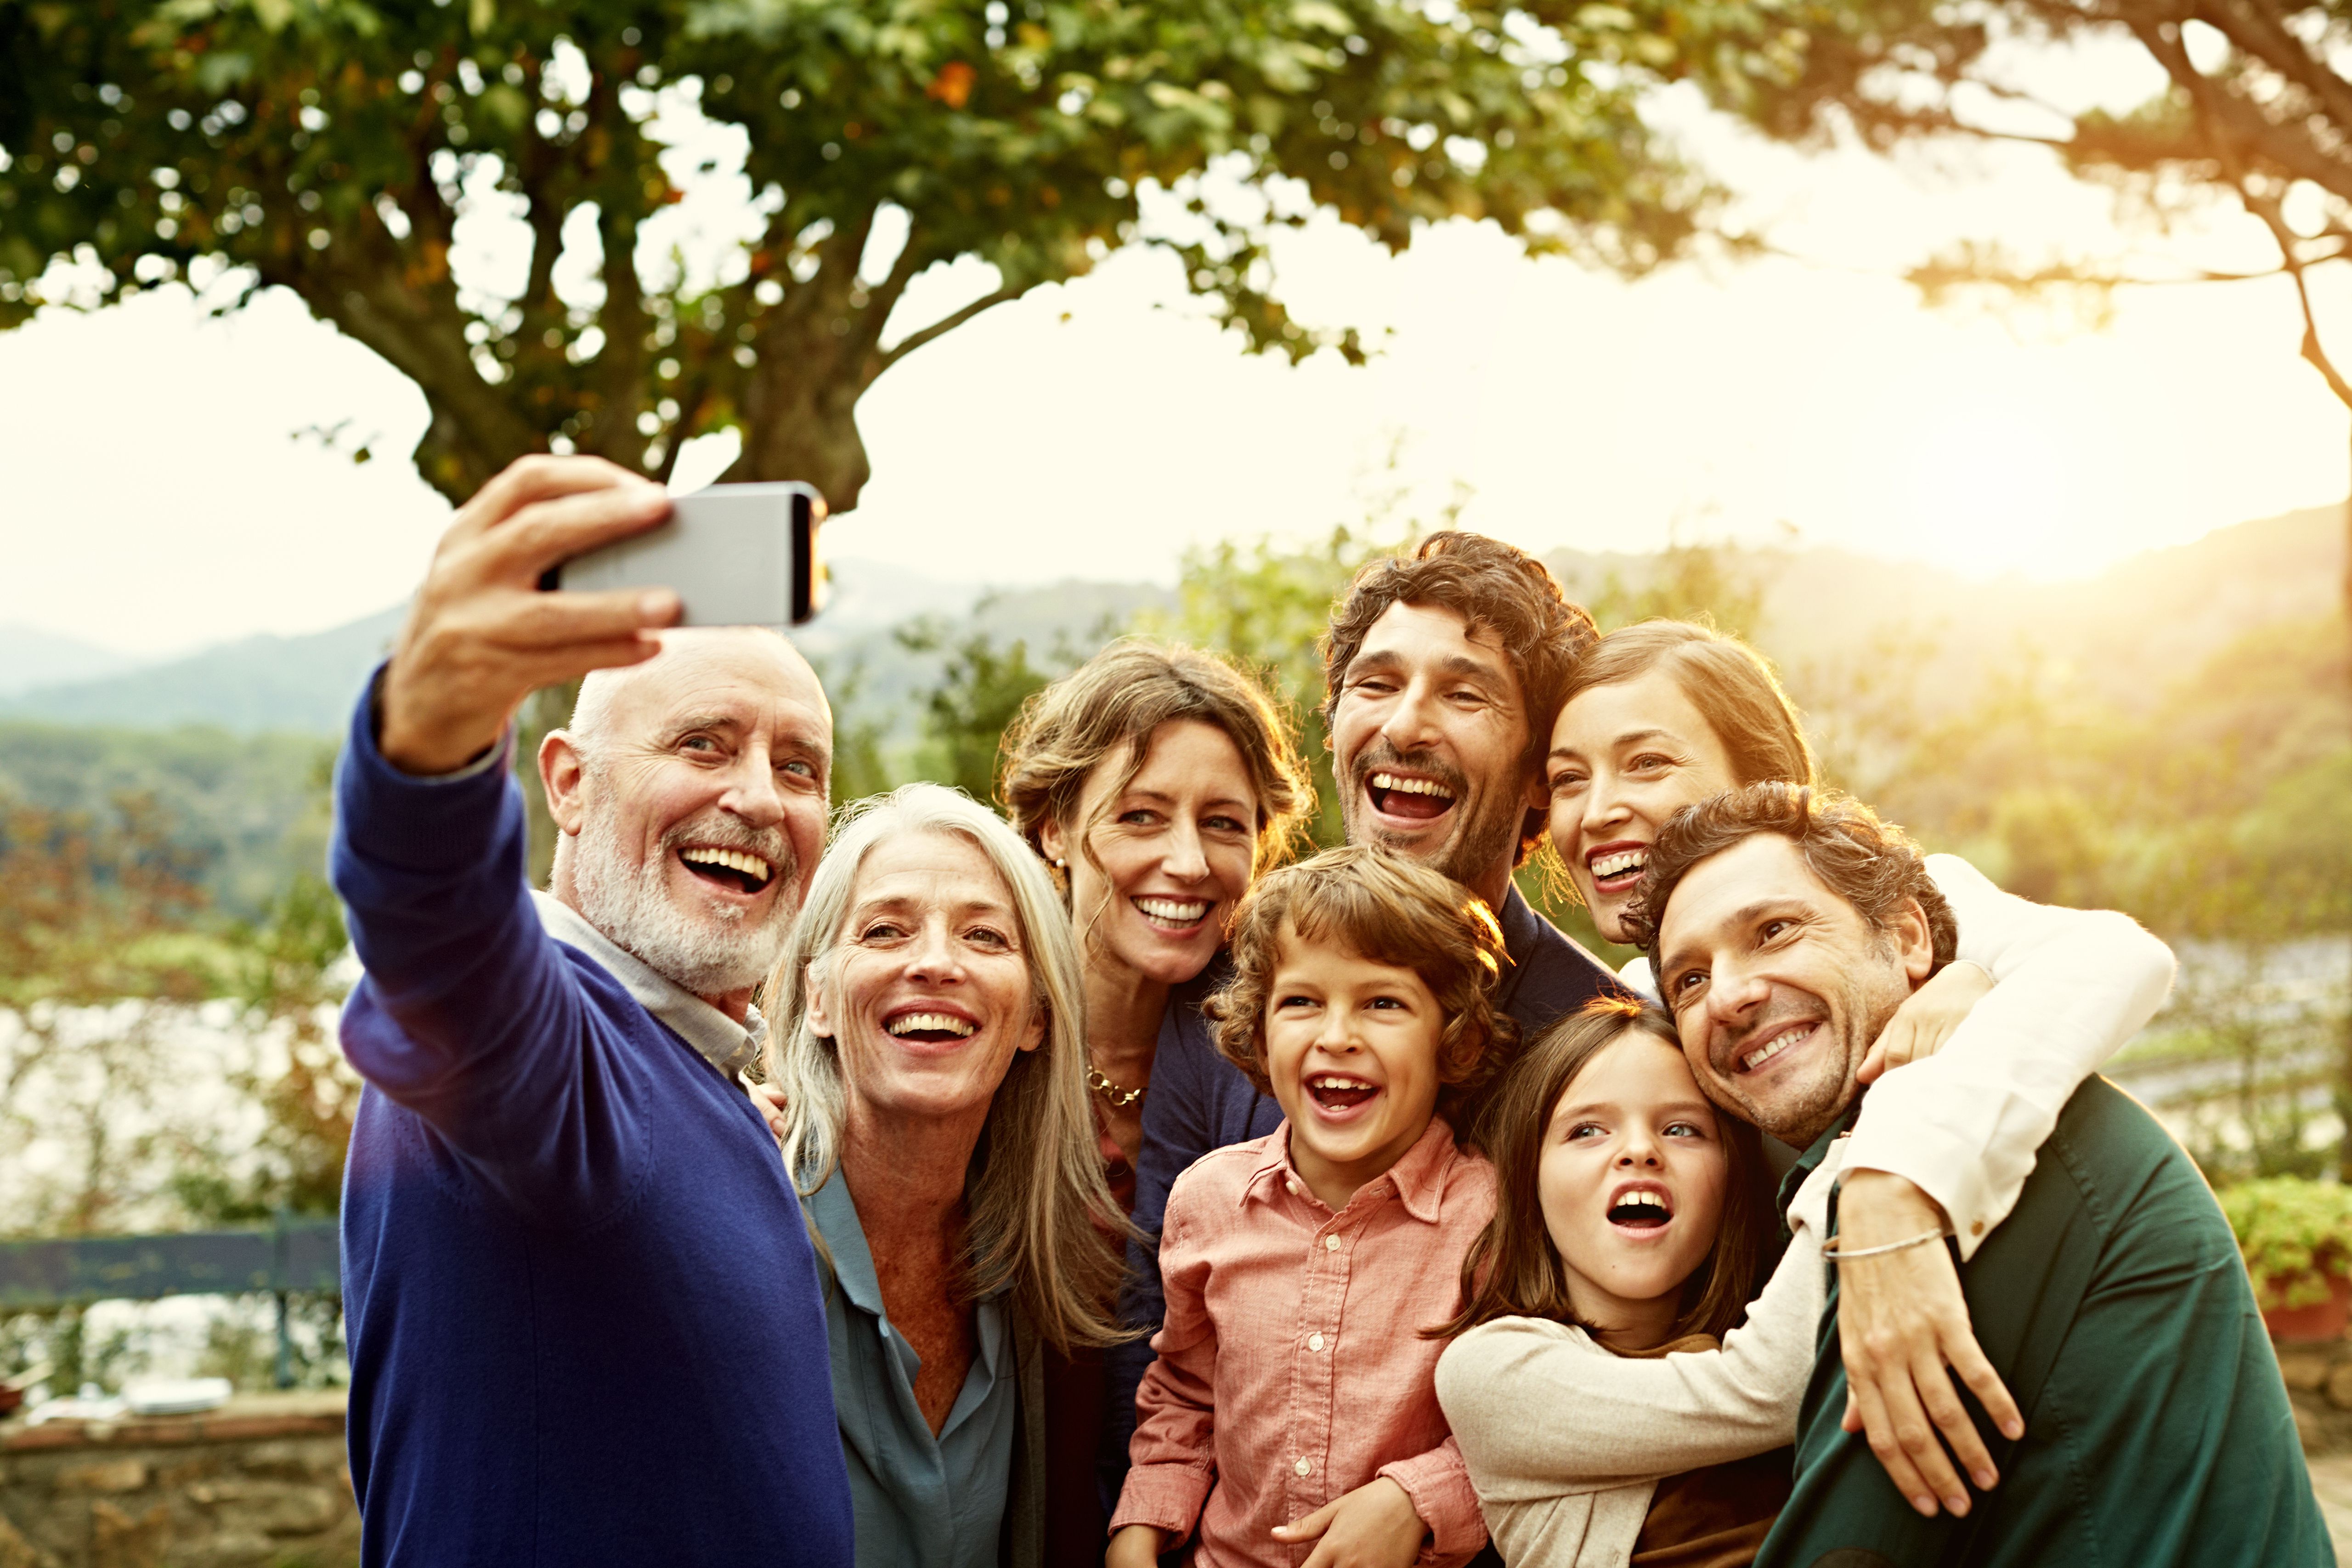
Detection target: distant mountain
<box><xmin>0</xmin><ymin>606</ymin><xmax>404</xmax><ymax>734</ymax></box>
<box><xmin>5</xmin><ymin>506</ymin><xmax>2336</xmax><ymax>740</ymax></box>
<box><xmin>1547</xmin><ymin>504</ymin><xmax>2346</xmax><ymax>717</ymax></box>
<box><xmin>0</xmin><ymin>624</ymin><xmax>144</xmax><ymax>697</ymax></box>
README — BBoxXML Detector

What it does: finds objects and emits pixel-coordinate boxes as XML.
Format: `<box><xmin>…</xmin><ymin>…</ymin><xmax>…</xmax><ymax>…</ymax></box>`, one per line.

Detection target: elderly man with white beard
<box><xmin>329</xmin><ymin>456</ymin><xmax>854</xmax><ymax>1567</ymax></box>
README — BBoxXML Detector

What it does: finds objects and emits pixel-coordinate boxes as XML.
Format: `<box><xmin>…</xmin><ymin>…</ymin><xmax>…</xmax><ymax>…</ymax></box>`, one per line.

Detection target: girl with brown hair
<box><xmin>1433</xmin><ymin>999</ymin><xmax>1808</xmax><ymax>1567</ymax></box>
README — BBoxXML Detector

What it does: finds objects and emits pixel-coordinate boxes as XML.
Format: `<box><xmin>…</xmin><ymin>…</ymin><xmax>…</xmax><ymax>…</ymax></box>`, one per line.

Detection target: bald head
<box><xmin>570</xmin><ymin>627</ymin><xmax>828</xmax><ymax>758</ymax></box>
<box><xmin>541</xmin><ymin>626</ymin><xmax>834</xmax><ymax>1010</ymax></box>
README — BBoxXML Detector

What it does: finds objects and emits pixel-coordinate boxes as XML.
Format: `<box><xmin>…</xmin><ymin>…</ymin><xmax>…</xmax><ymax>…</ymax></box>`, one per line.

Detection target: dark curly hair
<box><xmin>1624</xmin><ymin>783</ymin><xmax>1957</xmax><ymax>972</ymax></box>
<box><xmin>1321</xmin><ymin>532</ymin><xmax>1599</xmax><ymax>860</ymax></box>
<box><xmin>1206</xmin><ymin>843</ymin><xmax>1518</xmax><ymax>1136</ymax></box>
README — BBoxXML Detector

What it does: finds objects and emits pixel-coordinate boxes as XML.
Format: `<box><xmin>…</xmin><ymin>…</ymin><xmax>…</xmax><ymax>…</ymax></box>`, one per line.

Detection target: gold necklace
<box><xmin>1086</xmin><ymin>1058</ymin><xmax>1146</xmax><ymax>1108</ymax></box>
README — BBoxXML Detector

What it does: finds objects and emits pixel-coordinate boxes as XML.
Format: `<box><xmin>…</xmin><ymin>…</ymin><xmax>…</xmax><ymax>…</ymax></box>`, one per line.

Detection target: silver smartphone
<box><xmin>545</xmin><ymin>481</ymin><xmax>828</xmax><ymax>626</ymax></box>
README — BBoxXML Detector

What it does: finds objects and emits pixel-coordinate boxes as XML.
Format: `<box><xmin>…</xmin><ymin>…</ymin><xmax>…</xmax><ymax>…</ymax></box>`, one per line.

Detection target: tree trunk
<box><xmin>728</xmin><ymin>255</ymin><xmax>886</xmax><ymax>513</ymax></box>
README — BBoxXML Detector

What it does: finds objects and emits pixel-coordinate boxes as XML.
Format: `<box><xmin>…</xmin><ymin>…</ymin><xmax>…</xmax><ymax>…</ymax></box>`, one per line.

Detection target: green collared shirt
<box><xmin>1759</xmin><ymin>1077</ymin><xmax>2328</xmax><ymax>1568</ymax></box>
<box><xmin>807</xmin><ymin>1170</ymin><xmax>1018</xmax><ymax>1568</ymax></box>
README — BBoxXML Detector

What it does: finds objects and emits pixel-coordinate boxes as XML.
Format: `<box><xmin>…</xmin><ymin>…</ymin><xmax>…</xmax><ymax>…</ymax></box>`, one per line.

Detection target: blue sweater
<box><xmin>1099</xmin><ymin>886</ymin><xmax>1622</xmax><ymax>1502</ymax></box>
<box><xmin>331</xmin><ymin>684</ymin><xmax>854</xmax><ymax>1567</ymax></box>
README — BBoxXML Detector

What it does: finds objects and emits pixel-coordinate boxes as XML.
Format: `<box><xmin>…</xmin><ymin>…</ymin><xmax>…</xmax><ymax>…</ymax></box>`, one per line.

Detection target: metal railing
<box><xmin>0</xmin><ymin>1214</ymin><xmax>340</xmax><ymax>1389</ymax></box>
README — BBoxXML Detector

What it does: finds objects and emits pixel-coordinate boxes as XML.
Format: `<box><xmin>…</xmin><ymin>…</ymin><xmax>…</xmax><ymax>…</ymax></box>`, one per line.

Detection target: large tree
<box><xmin>0</xmin><ymin>0</ymin><xmax>1719</xmax><ymax>510</ymax></box>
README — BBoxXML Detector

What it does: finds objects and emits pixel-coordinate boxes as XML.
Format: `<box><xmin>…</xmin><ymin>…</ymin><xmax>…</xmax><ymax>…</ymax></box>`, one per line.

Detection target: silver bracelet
<box><xmin>1820</xmin><ymin>1226</ymin><xmax>1951</xmax><ymax>1262</ymax></box>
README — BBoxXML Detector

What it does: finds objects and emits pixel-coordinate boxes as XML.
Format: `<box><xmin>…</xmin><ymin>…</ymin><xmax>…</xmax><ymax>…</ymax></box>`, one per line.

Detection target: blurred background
<box><xmin>0</xmin><ymin>0</ymin><xmax>2345</xmax><ymax>1453</ymax></box>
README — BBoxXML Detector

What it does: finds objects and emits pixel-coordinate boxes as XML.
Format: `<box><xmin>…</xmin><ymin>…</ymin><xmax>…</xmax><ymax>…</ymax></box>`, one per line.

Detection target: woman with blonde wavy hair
<box><xmin>763</xmin><ymin>783</ymin><xmax>1128</xmax><ymax>1568</ymax></box>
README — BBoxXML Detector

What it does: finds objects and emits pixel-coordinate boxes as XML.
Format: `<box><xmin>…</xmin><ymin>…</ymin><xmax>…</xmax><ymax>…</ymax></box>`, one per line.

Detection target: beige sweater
<box><xmin>1432</xmin><ymin>1149</ymin><xmax>1842</xmax><ymax>1568</ymax></box>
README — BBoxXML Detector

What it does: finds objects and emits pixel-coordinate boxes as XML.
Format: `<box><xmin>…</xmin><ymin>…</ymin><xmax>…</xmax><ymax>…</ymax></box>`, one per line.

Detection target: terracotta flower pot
<box><xmin>2262</xmin><ymin>1273</ymin><xmax>2352</xmax><ymax>1342</ymax></box>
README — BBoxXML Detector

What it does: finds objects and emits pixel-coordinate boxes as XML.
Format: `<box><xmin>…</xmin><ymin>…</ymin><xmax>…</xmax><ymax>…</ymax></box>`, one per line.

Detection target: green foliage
<box><xmin>893</xmin><ymin>613</ymin><xmax>1059</xmax><ymax>805</ymax></box>
<box><xmin>0</xmin><ymin>0</ymin><xmax>1718</xmax><ymax>508</ymax></box>
<box><xmin>0</xmin><ymin>720</ymin><xmax>335</xmax><ymax>920</ymax></box>
<box><xmin>0</xmin><ymin>792</ymin><xmax>219</xmax><ymax>1005</ymax></box>
<box><xmin>2219</xmin><ymin>1177</ymin><xmax>2352</xmax><ymax>1310</ymax></box>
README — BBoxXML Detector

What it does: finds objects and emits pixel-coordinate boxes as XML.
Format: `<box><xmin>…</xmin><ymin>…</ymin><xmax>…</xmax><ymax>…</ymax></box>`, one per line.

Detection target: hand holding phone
<box><xmin>548</xmin><ymin>481</ymin><xmax>829</xmax><ymax>627</ymax></box>
<box><xmin>380</xmin><ymin>456</ymin><xmax>681</xmax><ymax>776</ymax></box>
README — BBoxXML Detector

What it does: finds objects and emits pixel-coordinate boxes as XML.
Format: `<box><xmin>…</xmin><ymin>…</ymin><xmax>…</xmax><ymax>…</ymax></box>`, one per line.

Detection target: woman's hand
<box><xmin>745</xmin><ymin>1082</ymin><xmax>788</xmax><ymax>1145</ymax></box>
<box><xmin>1271</xmin><ymin>1476</ymin><xmax>1427</xmax><ymax>1568</ymax></box>
<box><xmin>1105</xmin><ymin>1524</ymin><xmax>1169</xmax><ymax>1568</ymax></box>
<box><xmin>1857</xmin><ymin>960</ymin><xmax>1992</xmax><ymax>1085</ymax></box>
<box><xmin>1834</xmin><ymin>1170</ymin><xmax>2024</xmax><ymax>1519</ymax></box>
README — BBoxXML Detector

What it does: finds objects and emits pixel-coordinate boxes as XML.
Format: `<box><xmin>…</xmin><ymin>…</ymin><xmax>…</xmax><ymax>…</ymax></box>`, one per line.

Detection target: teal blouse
<box><xmin>806</xmin><ymin>1170</ymin><xmax>1019</xmax><ymax>1568</ymax></box>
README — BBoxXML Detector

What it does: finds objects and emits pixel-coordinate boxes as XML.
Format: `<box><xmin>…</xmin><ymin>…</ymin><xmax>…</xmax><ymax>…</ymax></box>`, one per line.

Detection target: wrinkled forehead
<box><xmin>1350</xmin><ymin>600</ymin><xmax>1523</xmax><ymax>698</ymax></box>
<box><xmin>595</xmin><ymin>627</ymin><xmax>831</xmax><ymax>740</ymax></box>
<box><xmin>1655</xmin><ymin>832</ymin><xmax>1847</xmax><ymax>960</ymax></box>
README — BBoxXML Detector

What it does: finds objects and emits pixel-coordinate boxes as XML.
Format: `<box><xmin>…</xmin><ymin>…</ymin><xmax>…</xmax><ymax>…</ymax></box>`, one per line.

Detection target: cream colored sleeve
<box><xmin>1841</xmin><ymin>853</ymin><xmax>2177</xmax><ymax>1260</ymax></box>
<box><xmin>1435</xmin><ymin>1212</ymin><xmax>1826</xmax><ymax>1499</ymax></box>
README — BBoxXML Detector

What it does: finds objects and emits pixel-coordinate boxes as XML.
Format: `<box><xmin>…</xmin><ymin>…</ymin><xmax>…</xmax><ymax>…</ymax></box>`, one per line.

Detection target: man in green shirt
<box><xmin>1635</xmin><ymin>783</ymin><xmax>2328</xmax><ymax>1567</ymax></box>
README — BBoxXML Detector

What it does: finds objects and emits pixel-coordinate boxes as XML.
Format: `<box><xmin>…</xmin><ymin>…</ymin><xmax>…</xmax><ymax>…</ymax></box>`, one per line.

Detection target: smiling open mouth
<box><xmin>1133</xmin><ymin>896</ymin><xmax>1210</xmax><ymax>930</ymax></box>
<box><xmin>1368</xmin><ymin>770</ymin><xmax>1456</xmax><ymax>821</ymax></box>
<box><xmin>678</xmin><ymin>846</ymin><xmax>775</xmax><ymax>895</ymax></box>
<box><xmin>1587</xmin><ymin>846</ymin><xmax>1647</xmax><ymax>893</ymax></box>
<box><xmin>1737</xmin><ymin>1021</ymin><xmax>1819</xmax><ymax>1073</ymax></box>
<box><xmin>1608</xmin><ymin>1186</ymin><xmax>1674</xmax><ymax>1230</ymax></box>
<box><xmin>1307</xmin><ymin>1073</ymin><xmax>1379</xmax><ymax>1110</ymax></box>
<box><xmin>886</xmin><ymin>1010</ymin><xmax>976</xmax><ymax>1044</ymax></box>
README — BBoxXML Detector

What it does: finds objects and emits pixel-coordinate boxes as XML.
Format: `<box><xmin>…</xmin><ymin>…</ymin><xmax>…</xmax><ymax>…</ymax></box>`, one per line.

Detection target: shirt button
<box><xmin>1286</xmin><ymin>1180</ymin><xmax>1300</xmax><ymax>1196</ymax></box>
<box><xmin>1971</xmin><ymin>1219</ymin><xmax>1985</xmax><ymax>1236</ymax></box>
<box><xmin>1295</xmin><ymin>1457</ymin><xmax>1312</xmax><ymax>1477</ymax></box>
<box><xmin>1324</xmin><ymin>1234</ymin><xmax>1340</xmax><ymax>1252</ymax></box>
<box><xmin>1308</xmin><ymin>1332</ymin><xmax>1325</xmax><ymax>1352</ymax></box>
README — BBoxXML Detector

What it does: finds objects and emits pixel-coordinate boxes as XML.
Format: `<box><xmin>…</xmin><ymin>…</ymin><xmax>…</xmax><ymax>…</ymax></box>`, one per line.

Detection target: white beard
<box><xmin>569</xmin><ymin>803</ymin><xmax>792</xmax><ymax>998</ymax></box>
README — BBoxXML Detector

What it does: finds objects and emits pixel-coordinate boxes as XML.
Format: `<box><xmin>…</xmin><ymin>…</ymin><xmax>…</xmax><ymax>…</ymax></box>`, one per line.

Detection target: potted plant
<box><xmin>2219</xmin><ymin>1177</ymin><xmax>2352</xmax><ymax>1342</ymax></box>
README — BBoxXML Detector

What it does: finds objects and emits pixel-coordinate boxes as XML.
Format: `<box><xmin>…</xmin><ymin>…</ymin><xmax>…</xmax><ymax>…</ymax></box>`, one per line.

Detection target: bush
<box><xmin>2218</xmin><ymin>1177</ymin><xmax>2352</xmax><ymax>1310</ymax></box>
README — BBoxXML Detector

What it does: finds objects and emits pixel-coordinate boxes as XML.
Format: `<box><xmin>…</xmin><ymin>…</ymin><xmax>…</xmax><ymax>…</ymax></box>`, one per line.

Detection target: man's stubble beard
<box><xmin>1701</xmin><ymin>962</ymin><xmax>1911</xmax><ymax>1149</ymax></box>
<box><xmin>1341</xmin><ymin>743</ymin><xmax>1527</xmax><ymax>900</ymax></box>
<box><xmin>570</xmin><ymin>785</ymin><xmax>798</xmax><ymax>998</ymax></box>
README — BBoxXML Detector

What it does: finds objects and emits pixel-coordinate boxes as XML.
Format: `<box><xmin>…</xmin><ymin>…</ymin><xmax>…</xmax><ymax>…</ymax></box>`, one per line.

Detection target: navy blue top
<box><xmin>1099</xmin><ymin>884</ymin><xmax>1620</xmax><ymax>1500</ymax></box>
<box><xmin>331</xmin><ymin>681</ymin><xmax>854</xmax><ymax>1567</ymax></box>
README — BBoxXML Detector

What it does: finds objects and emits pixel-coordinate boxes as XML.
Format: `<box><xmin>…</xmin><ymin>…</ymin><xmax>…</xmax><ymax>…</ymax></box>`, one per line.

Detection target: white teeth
<box><xmin>1590</xmin><ymin>849</ymin><xmax>1647</xmax><ymax>880</ymax></box>
<box><xmin>1134</xmin><ymin>896</ymin><xmax>1209</xmax><ymax>923</ymax></box>
<box><xmin>1740</xmin><ymin>1024</ymin><xmax>1813</xmax><ymax>1072</ymax></box>
<box><xmin>680</xmin><ymin>846</ymin><xmax>772</xmax><ymax>882</ymax></box>
<box><xmin>1309</xmin><ymin>1075</ymin><xmax>1376</xmax><ymax>1091</ymax></box>
<box><xmin>887</xmin><ymin>1012</ymin><xmax>976</xmax><ymax>1038</ymax></box>
<box><xmin>1370</xmin><ymin>772</ymin><xmax>1454</xmax><ymax>799</ymax></box>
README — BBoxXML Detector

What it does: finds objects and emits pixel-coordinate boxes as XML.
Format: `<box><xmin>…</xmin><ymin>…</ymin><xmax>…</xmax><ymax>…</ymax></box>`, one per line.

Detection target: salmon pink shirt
<box><xmin>1111</xmin><ymin>1116</ymin><xmax>1493</xmax><ymax>1567</ymax></box>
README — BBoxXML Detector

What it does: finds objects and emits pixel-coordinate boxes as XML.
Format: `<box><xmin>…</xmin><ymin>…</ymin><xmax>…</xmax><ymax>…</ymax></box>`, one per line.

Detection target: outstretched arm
<box><xmin>334</xmin><ymin>456</ymin><xmax>679</xmax><ymax>1208</ymax></box>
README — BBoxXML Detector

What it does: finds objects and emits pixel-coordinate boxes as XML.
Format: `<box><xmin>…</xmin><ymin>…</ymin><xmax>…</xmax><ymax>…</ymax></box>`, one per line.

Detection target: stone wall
<box><xmin>0</xmin><ymin>1393</ymin><xmax>355</xmax><ymax>1568</ymax></box>
<box><xmin>2280</xmin><ymin>1337</ymin><xmax>2352</xmax><ymax>1456</ymax></box>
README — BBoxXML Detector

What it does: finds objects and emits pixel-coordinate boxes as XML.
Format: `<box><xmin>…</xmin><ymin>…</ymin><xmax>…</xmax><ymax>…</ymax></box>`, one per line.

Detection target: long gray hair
<box><xmin>763</xmin><ymin>782</ymin><xmax>1131</xmax><ymax>1352</ymax></box>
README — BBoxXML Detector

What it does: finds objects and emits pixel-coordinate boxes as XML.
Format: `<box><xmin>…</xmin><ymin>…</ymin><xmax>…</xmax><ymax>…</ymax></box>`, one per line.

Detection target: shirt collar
<box><xmin>806</xmin><ymin>1166</ymin><xmax>888</xmax><ymax>1319</ymax></box>
<box><xmin>1777</xmin><ymin>1096</ymin><xmax>1864</xmax><ymax>1218</ymax></box>
<box><xmin>532</xmin><ymin>890</ymin><xmax>766</xmax><ymax>1082</ymax></box>
<box><xmin>1245</xmin><ymin>1114</ymin><xmax>1460</xmax><ymax>1224</ymax></box>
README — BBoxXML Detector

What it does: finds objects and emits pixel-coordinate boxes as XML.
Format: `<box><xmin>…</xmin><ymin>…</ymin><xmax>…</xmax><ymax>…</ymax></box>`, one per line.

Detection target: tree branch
<box><xmin>874</xmin><ymin>283</ymin><xmax>1025</xmax><ymax>375</ymax></box>
<box><xmin>2193</xmin><ymin>0</ymin><xmax>2352</xmax><ymax>141</ymax></box>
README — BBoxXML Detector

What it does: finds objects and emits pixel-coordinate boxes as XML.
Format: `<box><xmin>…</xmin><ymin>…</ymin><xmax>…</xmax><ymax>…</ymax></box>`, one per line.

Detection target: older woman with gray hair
<box><xmin>764</xmin><ymin>782</ymin><xmax>1131</xmax><ymax>1568</ymax></box>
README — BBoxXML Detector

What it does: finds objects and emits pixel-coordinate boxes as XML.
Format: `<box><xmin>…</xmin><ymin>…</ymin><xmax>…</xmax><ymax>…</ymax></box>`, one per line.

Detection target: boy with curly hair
<box><xmin>1108</xmin><ymin>844</ymin><xmax>1517</xmax><ymax>1568</ymax></box>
